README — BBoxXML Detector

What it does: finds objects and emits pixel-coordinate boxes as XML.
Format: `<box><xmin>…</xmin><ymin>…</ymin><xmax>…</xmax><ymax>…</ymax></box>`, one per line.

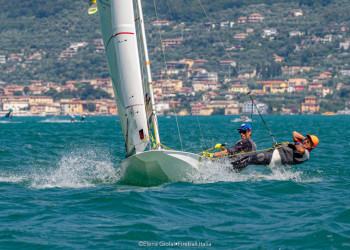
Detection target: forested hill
<box><xmin>1</xmin><ymin>0</ymin><xmax>350</xmax><ymax>85</ymax></box>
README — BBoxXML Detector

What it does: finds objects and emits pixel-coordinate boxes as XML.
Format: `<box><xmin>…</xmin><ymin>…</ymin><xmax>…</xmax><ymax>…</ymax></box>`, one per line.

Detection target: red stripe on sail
<box><xmin>125</xmin><ymin>104</ymin><xmax>144</xmax><ymax>109</ymax></box>
<box><xmin>113</xmin><ymin>32</ymin><xmax>135</xmax><ymax>38</ymax></box>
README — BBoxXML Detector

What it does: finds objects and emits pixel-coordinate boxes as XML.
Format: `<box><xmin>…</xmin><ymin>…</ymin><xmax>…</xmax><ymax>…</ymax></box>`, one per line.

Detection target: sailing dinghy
<box><xmin>96</xmin><ymin>0</ymin><xmax>207</xmax><ymax>185</ymax></box>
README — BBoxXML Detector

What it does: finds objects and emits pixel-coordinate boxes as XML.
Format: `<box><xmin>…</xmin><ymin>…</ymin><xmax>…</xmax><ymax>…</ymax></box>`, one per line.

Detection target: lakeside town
<box><xmin>1</xmin><ymin>8</ymin><xmax>350</xmax><ymax>117</ymax></box>
<box><xmin>1</xmin><ymin>67</ymin><xmax>350</xmax><ymax>117</ymax></box>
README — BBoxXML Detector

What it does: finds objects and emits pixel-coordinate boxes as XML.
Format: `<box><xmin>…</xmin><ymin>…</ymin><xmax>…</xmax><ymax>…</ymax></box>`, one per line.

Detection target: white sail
<box><xmin>97</xmin><ymin>0</ymin><xmax>153</xmax><ymax>156</ymax></box>
<box><xmin>97</xmin><ymin>0</ymin><xmax>207</xmax><ymax>185</ymax></box>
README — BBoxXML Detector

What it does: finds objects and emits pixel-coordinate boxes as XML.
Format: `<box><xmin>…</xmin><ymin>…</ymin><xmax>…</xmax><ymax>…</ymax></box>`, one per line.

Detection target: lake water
<box><xmin>0</xmin><ymin>115</ymin><xmax>349</xmax><ymax>248</ymax></box>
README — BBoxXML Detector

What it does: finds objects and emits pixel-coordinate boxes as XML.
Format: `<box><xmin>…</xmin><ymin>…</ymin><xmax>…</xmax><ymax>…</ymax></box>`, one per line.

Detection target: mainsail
<box><xmin>97</xmin><ymin>0</ymin><xmax>160</xmax><ymax>156</ymax></box>
<box><xmin>97</xmin><ymin>0</ymin><xmax>206</xmax><ymax>186</ymax></box>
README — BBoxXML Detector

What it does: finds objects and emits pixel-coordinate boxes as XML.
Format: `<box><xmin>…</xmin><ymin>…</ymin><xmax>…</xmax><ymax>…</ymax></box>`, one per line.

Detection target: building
<box><xmin>274</xmin><ymin>55</ymin><xmax>284</xmax><ymax>62</ymax></box>
<box><xmin>162</xmin><ymin>38</ymin><xmax>183</xmax><ymax>48</ymax></box>
<box><xmin>220</xmin><ymin>21</ymin><xmax>230</xmax><ymax>28</ymax></box>
<box><xmin>204</xmin><ymin>22</ymin><xmax>218</xmax><ymax>30</ymax></box>
<box><xmin>1</xmin><ymin>96</ymin><xmax>30</xmax><ymax>112</ymax></box>
<box><xmin>321</xmin><ymin>35</ymin><xmax>332</xmax><ymax>43</ymax></box>
<box><xmin>190</xmin><ymin>103</ymin><xmax>213</xmax><ymax>116</ymax></box>
<box><xmin>301</xmin><ymin>96</ymin><xmax>319</xmax><ymax>114</ymax></box>
<box><xmin>93</xmin><ymin>99</ymin><xmax>118</xmax><ymax>115</ymax></box>
<box><xmin>154</xmin><ymin>79</ymin><xmax>183</xmax><ymax>93</ymax></box>
<box><xmin>228</xmin><ymin>84</ymin><xmax>249</xmax><ymax>94</ymax></box>
<box><xmin>237</xmin><ymin>17</ymin><xmax>247</xmax><ymax>24</ymax></box>
<box><xmin>60</xmin><ymin>99</ymin><xmax>86</xmax><ymax>114</ymax></box>
<box><xmin>340</xmin><ymin>40</ymin><xmax>350</xmax><ymax>50</ymax></box>
<box><xmin>249</xmin><ymin>14</ymin><xmax>264</xmax><ymax>23</ymax></box>
<box><xmin>234</xmin><ymin>33</ymin><xmax>249</xmax><ymax>40</ymax></box>
<box><xmin>308</xmin><ymin>82</ymin><xmax>323</xmax><ymax>91</ymax></box>
<box><xmin>263</xmin><ymin>28</ymin><xmax>278</xmax><ymax>37</ymax></box>
<box><xmin>288</xmin><ymin>78</ymin><xmax>308</xmax><ymax>87</ymax></box>
<box><xmin>282</xmin><ymin>66</ymin><xmax>313</xmax><ymax>75</ymax></box>
<box><xmin>152</xmin><ymin>20</ymin><xmax>172</xmax><ymax>26</ymax></box>
<box><xmin>0</xmin><ymin>55</ymin><xmax>6</xmax><ymax>64</ymax></box>
<box><xmin>202</xmin><ymin>92</ymin><xmax>218</xmax><ymax>101</ymax></box>
<box><xmin>30</xmin><ymin>103</ymin><xmax>61</xmax><ymax>116</ymax></box>
<box><xmin>193</xmin><ymin>81</ymin><xmax>218</xmax><ymax>92</ymax></box>
<box><xmin>289</xmin><ymin>31</ymin><xmax>304</xmax><ymax>37</ymax></box>
<box><xmin>29</xmin><ymin>96</ymin><xmax>54</xmax><ymax>105</ymax></box>
<box><xmin>220</xmin><ymin>60</ymin><xmax>236</xmax><ymax>67</ymax></box>
<box><xmin>319</xmin><ymin>72</ymin><xmax>332</xmax><ymax>79</ymax></box>
<box><xmin>191</xmin><ymin>103</ymin><xmax>203</xmax><ymax>116</ymax></box>
<box><xmin>93</xmin><ymin>38</ymin><xmax>104</xmax><ymax>46</ymax></box>
<box><xmin>166</xmin><ymin>61</ymin><xmax>189</xmax><ymax>71</ymax></box>
<box><xmin>193</xmin><ymin>71</ymin><xmax>218</xmax><ymax>82</ymax></box>
<box><xmin>257</xmin><ymin>81</ymin><xmax>287</xmax><ymax>93</ymax></box>
<box><xmin>155</xmin><ymin>102</ymin><xmax>170</xmax><ymax>114</ymax></box>
<box><xmin>207</xmin><ymin>100</ymin><xmax>237</xmax><ymax>109</ymax></box>
<box><xmin>340</xmin><ymin>70</ymin><xmax>350</xmax><ymax>76</ymax></box>
<box><xmin>243</xmin><ymin>101</ymin><xmax>268</xmax><ymax>115</ymax></box>
<box><xmin>225</xmin><ymin>104</ymin><xmax>240</xmax><ymax>115</ymax></box>
<box><xmin>316</xmin><ymin>87</ymin><xmax>333</xmax><ymax>97</ymax></box>
<box><xmin>179</xmin><ymin>87</ymin><xmax>195</xmax><ymax>97</ymax></box>
<box><xmin>293</xmin><ymin>9</ymin><xmax>303</xmax><ymax>16</ymax></box>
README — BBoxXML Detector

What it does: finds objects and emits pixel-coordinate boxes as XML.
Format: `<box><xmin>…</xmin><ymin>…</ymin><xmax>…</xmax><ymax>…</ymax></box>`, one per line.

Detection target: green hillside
<box><xmin>1</xmin><ymin>0</ymin><xmax>350</xmax><ymax>113</ymax></box>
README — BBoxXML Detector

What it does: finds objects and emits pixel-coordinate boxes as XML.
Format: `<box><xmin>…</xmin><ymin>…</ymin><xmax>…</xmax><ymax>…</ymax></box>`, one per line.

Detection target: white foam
<box><xmin>39</xmin><ymin>119</ymin><xmax>96</xmax><ymax>124</ymax></box>
<box><xmin>39</xmin><ymin>119</ymin><xmax>73</xmax><ymax>123</ymax></box>
<box><xmin>191</xmin><ymin>159</ymin><xmax>321</xmax><ymax>184</ymax></box>
<box><xmin>0</xmin><ymin>176</ymin><xmax>26</xmax><ymax>183</ymax></box>
<box><xmin>0</xmin><ymin>121</ymin><xmax>22</xmax><ymax>123</ymax></box>
<box><xmin>30</xmin><ymin>148</ymin><xmax>120</xmax><ymax>189</ymax></box>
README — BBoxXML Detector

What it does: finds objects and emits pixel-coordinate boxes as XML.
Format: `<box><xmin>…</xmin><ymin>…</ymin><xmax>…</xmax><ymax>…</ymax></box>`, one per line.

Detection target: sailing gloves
<box><xmin>215</xmin><ymin>143</ymin><xmax>224</xmax><ymax>150</ymax></box>
<box><xmin>203</xmin><ymin>152</ymin><xmax>214</xmax><ymax>159</ymax></box>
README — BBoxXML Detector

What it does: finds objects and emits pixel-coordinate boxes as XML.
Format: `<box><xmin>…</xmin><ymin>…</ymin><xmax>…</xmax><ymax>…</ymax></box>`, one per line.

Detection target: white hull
<box><xmin>118</xmin><ymin>150</ymin><xmax>206</xmax><ymax>186</ymax></box>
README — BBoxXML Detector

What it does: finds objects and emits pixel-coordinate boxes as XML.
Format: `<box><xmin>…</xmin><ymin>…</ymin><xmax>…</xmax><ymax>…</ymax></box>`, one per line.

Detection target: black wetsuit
<box><xmin>228</xmin><ymin>139</ymin><xmax>257</xmax><ymax>172</ymax></box>
<box><xmin>247</xmin><ymin>142</ymin><xmax>310</xmax><ymax>167</ymax></box>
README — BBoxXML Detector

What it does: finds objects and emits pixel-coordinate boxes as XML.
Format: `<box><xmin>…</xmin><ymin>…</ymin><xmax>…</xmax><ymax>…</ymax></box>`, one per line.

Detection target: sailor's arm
<box><xmin>213</xmin><ymin>148</ymin><xmax>228</xmax><ymax>158</ymax></box>
<box><xmin>293</xmin><ymin>131</ymin><xmax>306</xmax><ymax>142</ymax></box>
<box><xmin>292</xmin><ymin>131</ymin><xmax>306</xmax><ymax>155</ymax></box>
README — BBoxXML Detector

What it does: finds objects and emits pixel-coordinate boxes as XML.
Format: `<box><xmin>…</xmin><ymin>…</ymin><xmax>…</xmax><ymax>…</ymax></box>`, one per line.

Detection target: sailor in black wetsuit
<box><xmin>4</xmin><ymin>109</ymin><xmax>13</xmax><ymax>120</ymax></box>
<box><xmin>248</xmin><ymin>131</ymin><xmax>319</xmax><ymax>168</ymax></box>
<box><xmin>209</xmin><ymin>123</ymin><xmax>257</xmax><ymax>172</ymax></box>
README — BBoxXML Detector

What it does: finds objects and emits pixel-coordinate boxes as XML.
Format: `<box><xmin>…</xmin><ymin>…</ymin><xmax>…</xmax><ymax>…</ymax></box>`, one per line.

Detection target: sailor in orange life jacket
<box><xmin>246</xmin><ymin>131</ymin><xmax>319</xmax><ymax>168</ymax></box>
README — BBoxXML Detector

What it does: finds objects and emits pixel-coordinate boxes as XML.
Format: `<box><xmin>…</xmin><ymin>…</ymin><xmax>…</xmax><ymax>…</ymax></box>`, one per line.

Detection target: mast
<box><xmin>136</xmin><ymin>0</ymin><xmax>161</xmax><ymax>147</ymax></box>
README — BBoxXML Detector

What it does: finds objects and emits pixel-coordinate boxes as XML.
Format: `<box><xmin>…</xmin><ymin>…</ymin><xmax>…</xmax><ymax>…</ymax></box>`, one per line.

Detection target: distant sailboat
<box><xmin>96</xmin><ymin>0</ymin><xmax>207</xmax><ymax>185</ymax></box>
<box><xmin>232</xmin><ymin>115</ymin><xmax>253</xmax><ymax>123</ymax></box>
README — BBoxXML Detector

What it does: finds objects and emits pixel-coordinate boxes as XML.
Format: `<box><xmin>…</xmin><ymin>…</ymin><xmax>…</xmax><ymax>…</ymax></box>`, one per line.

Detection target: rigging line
<box><xmin>196</xmin><ymin>115</ymin><xmax>207</xmax><ymax>150</ymax></box>
<box><xmin>153</xmin><ymin>0</ymin><xmax>184</xmax><ymax>151</ymax></box>
<box><xmin>166</xmin><ymin>0</ymin><xmax>173</xmax><ymax>20</ymax></box>
<box><xmin>197</xmin><ymin>0</ymin><xmax>239</xmax><ymax>76</ymax></box>
<box><xmin>247</xmin><ymin>92</ymin><xmax>278</xmax><ymax>145</ymax></box>
<box><xmin>172</xmin><ymin>99</ymin><xmax>184</xmax><ymax>151</ymax></box>
<box><xmin>250</xmin><ymin>98</ymin><xmax>254</xmax><ymax>121</ymax></box>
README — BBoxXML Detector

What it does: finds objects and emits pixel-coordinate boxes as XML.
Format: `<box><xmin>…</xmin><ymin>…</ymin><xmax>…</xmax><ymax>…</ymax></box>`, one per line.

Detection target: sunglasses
<box><xmin>238</xmin><ymin>130</ymin><xmax>247</xmax><ymax>134</ymax></box>
<box><xmin>304</xmin><ymin>138</ymin><xmax>313</xmax><ymax>146</ymax></box>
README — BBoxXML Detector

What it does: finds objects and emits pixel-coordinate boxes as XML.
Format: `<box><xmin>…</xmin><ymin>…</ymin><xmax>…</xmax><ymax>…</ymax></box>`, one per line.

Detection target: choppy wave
<box><xmin>0</xmin><ymin>121</ymin><xmax>23</xmax><ymax>123</ymax></box>
<box><xmin>0</xmin><ymin>116</ymin><xmax>348</xmax><ymax>248</ymax></box>
<box><xmin>0</xmin><ymin>147</ymin><xmax>120</xmax><ymax>189</ymax></box>
<box><xmin>29</xmin><ymin>148</ymin><xmax>119</xmax><ymax>189</ymax></box>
